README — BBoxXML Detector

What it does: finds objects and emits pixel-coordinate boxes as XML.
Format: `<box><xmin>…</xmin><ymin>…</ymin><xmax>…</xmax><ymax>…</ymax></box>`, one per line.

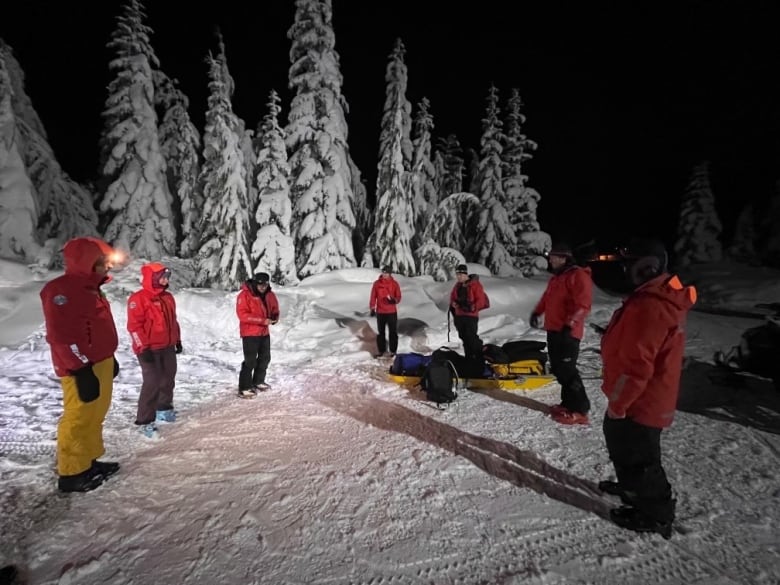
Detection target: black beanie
<box><xmin>455</xmin><ymin>264</ymin><xmax>468</xmax><ymax>274</ymax></box>
<box><xmin>254</xmin><ymin>272</ymin><xmax>270</xmax><ymax>284</ymax></box>
<box><xmin>626</xmin><ymin>238</ymin><xmax>668</xmax><ymax>273</ymax></box>
<box><xmin>549</xmin><ymin>242</ymin><xmax>573</xmax><ymax>257</ymax></box>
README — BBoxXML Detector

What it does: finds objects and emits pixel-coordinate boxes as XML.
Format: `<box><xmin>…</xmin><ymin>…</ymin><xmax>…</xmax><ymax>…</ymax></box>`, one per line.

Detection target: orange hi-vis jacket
<box><xmin>600</xmin><ymin>273</ymin><xmax>697</xmax><ymax>429</ymax></box>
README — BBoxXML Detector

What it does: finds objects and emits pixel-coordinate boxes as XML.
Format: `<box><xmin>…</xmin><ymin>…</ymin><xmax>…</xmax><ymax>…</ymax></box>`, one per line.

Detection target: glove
<box><xmin>529</xmin><ymin>313</ymin><xmax>542</xmax><ymax>329</ymax></box>
<box><xmin>387</xmin><ymin>296</ymin><xmax>397</xmax><ymax>304</ymax></box>
<box><xmin>113</xmin><ymin>355</ymin><xmax>120</xmax><ymax>378</ymax></box>
<box><xmin>561</xmin><ymin>325</ymin><xmax>572</xmax><ymax>337</ymax></box>
<box><xmin>175</xmin><ymin>341</ymin><xmax>183</xmax><ymax>354</ymax></box>
<box><xmin>139</xmin><ymin>349</ymin><xmax>155</xmax><ymax>363</ymax></box>
<box><xmin>72</xmin><ymin>365</ymin><xmax>100</xmax><ymax>403</ymax></box>
<box><xmin>607</xmin><ymin>406</ymin><xmax>626</xmax><ymax>419</ymax></box>
<box><xmin>370</xmin><ymin>309</ymin><xmax>376</xmax><ymax>317</ymax></box>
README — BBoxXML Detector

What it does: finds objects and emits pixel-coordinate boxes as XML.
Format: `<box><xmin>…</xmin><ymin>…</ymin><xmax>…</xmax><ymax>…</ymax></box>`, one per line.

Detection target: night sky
<box><xmin>3</xmin><ymin>1</ymin><xmax>780</xmax><ymax>251</ymax></box>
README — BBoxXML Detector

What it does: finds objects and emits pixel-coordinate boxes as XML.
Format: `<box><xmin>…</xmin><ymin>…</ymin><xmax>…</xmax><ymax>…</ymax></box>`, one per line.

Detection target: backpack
<box><xmin>735</xmin><ymin>320</ymin><xmax>780</xmax><ymax>379</ymax></box>
<box><xmin>431</xmin><ymin>347</ymin><xmax>488</xmax><ymax>378</ymax></box>
<box><xmin>420</xmin><ymin>360</ymin><xmax>458</xmax><ymax>404</ymax></box>
<box><xmin>483</xmin><ymin>343</ymin><xmax>510</xmax><ymax>364</ymax></box>
<box><xmin>390</xmin><ymin>353</ymin><xmax>432</xmax><ymax>376</ymax></box>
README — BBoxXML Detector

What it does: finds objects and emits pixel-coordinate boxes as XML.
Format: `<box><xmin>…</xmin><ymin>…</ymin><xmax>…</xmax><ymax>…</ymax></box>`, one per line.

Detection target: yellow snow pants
<box><xmin>57</xmin><ymin>357</ymin><xmax>114</xmax><ymax>476</ymax></box>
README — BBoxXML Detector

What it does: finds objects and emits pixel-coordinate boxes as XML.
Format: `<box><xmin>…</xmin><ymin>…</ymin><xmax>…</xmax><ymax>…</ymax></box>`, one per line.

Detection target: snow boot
<box><xmin>254</xmin><ymin>383</ymin><xmax>271</xmax><ymax>392</ymax></box>
<box><xmin>140</xmin><ymin>423</ymin><xmax>159</xmax><ymax>439</ymax></box>
<box><xmin>58</xmin><ymin>467</ymin><xmax>105</xmax><ymax>493</ymax></box>
<box><xmin>155</xmin><ymin>409</ymin><xmax>176</xmax><ymax>423</ymax></box>
<box><xmin>92</xmin><ymin>460</ymin><xmax>120</xmax><ymax>478</ymax></box>
<box><xmin>610</xmin><ymin>506</ymin><xmax>673</xmax><ymax>540</ymax></box>
<box><xmin>598</xmin><ymin>480</ymin><xmax>637</xmax><ymax>505</ymax></box>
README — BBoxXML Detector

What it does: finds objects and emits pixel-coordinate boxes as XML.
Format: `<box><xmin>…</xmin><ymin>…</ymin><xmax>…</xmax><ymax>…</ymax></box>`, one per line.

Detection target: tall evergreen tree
<box><xmin>350</xmin><ymin>158</ymin><xmax>371</xmax><ymax>265</ymax></box>
<box><xmin>252</xmin><ymin>90</ymin><xmax>298</xmax><ymax>285</ymax></box>
<box><xmin>503</xmin><ymin>88</ymin><xmax>547</xmax><ymax>275</ymax></box>
<box><xmin>0</xmin><ymin>56</ymin><xmax>39</xmax><ymax>262</ymax></box>
<box><xmin>286</xmin><ymin>0</ymin><xmax>357</xmax><ymax>278</ymax></box>
<box><xmin>408</xmin><ymin>97</ymin><xmax>436</xmax><ymax>252</ymax></box>
<box><xmin>154</xmin><ymin>71</ymin><xmax>202</xmax><ymax>257</ymax></box>
<box><xmin>1</xmin><ymin>41</ymin><xmax>97</xmax><ymax>266</ymax></box>
<box><xmin>368</xmin><ymin>39</ymin><xmax>414</xmax><ymax>274</ymax></box>
<box><xmin>674</xmin><ymin>161</ymin><xmax>723</xmax><ymax>266</ymax></box>
<box><xmin>727</xmin><ymin>203</ymin><xmax>757</xmax><ymax>263</ymax></box>
<box><xmin>473</xmin><ymin>86</ymin><xmax>515</xmax><ymax>274</ymax></box>
<box><xmin>436</xmin><ymin>134</ymin><xmax>464</xmax><ymax>199</ymax></box>
<box><xmin>98</xmin><ymin>0</ymin><xmax>175</xmax><ymax>258</ymax></box>
<box><xmin>760</xmin><ymin>180</ymin><xmax>780</xmax><ymax>266</ymax></box>
<box><xmin>195</xmin><ymin>42</ymin><xmax>252</xmax><ymax>288</ymax></box>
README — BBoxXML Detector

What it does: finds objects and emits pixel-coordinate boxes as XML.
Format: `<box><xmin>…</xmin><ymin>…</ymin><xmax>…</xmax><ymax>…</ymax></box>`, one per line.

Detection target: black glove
<box><xmin>73</xmin><ymin>365</ymin><xmax>100</xmax><ymax>403</ymax></box>
<box><xmin>529</xmin><ymin>313</ymin><xmax>542</xmax><ymax>329</ymax></box>
<box><xmin>561</xmin><ymin>325</ymin><xmax>572</xmax><ymax>337</ymax></box>
<box><xmin>139</xmin><ymin>349</ymin><xmax>155</xmax><ymax>363</ymax></box>
<box><xmin>387</xmin><ymin>296</ymin><xmax>397</xmax><ymax>304</ymax></box>
<box><xmin>113</xmin><ymin>355</ymin><xmax>120</xmax><ymax>378</ymax></box>
<box><xmin>370</xmin><ymin>309</ymin><xmax>376</xmax><ymax>317</ymax></box>
<box><xmin>175</xmin><ymin>341</ymin><xmax>183</xmax><ymax>354</ymax></box>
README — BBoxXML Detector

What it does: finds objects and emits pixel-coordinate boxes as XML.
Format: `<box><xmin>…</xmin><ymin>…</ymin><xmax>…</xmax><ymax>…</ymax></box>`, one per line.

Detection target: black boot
<box><xmin>598</xmin><ymin>480</ymin><xmax>638</xmax><ymax>505</ymax></box>
<box><xmin>92</xmin><ymin>460</ymin><xmax>120</xmax><ymax>478</ymax></box>
<box><xmin>610</xmin><ymin>506</ymin><xmax>673</xmax><ymax>540</ymax></box>
<box><xmin>58</xmin><ymin>467</ymin><xmax>105</xmax><ymax>493</ymax></box>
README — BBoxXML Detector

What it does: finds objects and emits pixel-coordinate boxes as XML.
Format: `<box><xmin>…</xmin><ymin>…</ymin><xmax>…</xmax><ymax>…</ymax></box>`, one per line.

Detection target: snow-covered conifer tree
<box><xmin>195</xmin><ymin>44</ymin><xmax>252</xmax><ymax>289</ymax></box>
<box><xmin>1</xmin><ymin>41</ymin><xmax>97</xmax><ymax>266</ymax></box>
<box><xmin>416</xmin><ymin>192</ymin><xmax>478</xmax><ymax>279</ymax></box>
<box><xmin>674</xmin><ymin>161</ymin><xmax>723</xmax><ymax>266</ymax></box>
<box><xmin>252</xmin><ymin>90</ymin><xmax>297</xmax><ymax>285</ymax></box>
<box><xmin>0</xmin><ymin>56</ymin><xmax>39</xmax><ymax>262</ymax></box>
<box><xmin>760</xmin><ymin>181</ymin><xmax>780</xmax><ymax>266</ymax></box>
<box><xmin>503</xmin><ymin>88</ymin><xmax>547</xmax><ymax>275</ymax></box>
<box><xmin>351</xmin><ymin>159</ymin><xmax>371</xmax><ymax>264</ymax></box>
<box><xmin>436</xmin><ymin>134</ymin><xmax>464</xmax><ymax>199</ymax></box>
<box><xmin>286</xmin><ymin>0</ymin><xmax>357</xmax><ymax>277</ymax></box>
<box><xmin>98</xmin><ymin>0</ymin><xmax>175</xmax><ymax>258</ymax></box>
<box><xmin>154</xmin><ymin>71</ymin><xmax>202</xmax><ymax>257</ymax></box>
<box><xmin>726</xmin><ymin>203</ymin><xmax>757</xmax><ymax>263</ymax></box>
<box><xmin>376</xmin><ymin>38</ymin><xmax>412</xmax><ymax>193</ymax></box>
<box><xmin>407</xmin><ymin>97</ymin><xmax>437</xmax><ymax>252</ymax></box>
<box><xmin>473</xmin><ymin>86</ymin><xmax>515</xmax><ymax>274</ymax></box>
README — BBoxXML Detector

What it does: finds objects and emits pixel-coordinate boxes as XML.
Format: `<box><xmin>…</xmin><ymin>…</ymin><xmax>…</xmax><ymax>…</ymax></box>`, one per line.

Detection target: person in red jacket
<box><xmin>369</xmin><ymin>266</ymin><xmax>402</xmax><ymax>357</ymax></box>
<box><xmin>127</xmin><ymin>262</ymin><xmax>182</xmax><ymax>438</ymax></box>
<box><xmin>236</xmin><ymin>272</ymin><xmax>280</xmax><ymax>397</ymax></box>
<box><xmin>40</xmin><ymin>237</ymin><xmax>121</xmax><ymax>493</ymax></box>
<box><xmin>599</xmin><ymin>238</ymin><xmax>696</xmax><ymax>539</ymax></box>
<box><xmin>530</xmin><ymin>242</ymin><xmax>593</xmax><ymax>425</ymax></box>
<box><xmin>449</xmin><ymin>264</ymin><xmax>490</xmax><ymax>360</ymax></box>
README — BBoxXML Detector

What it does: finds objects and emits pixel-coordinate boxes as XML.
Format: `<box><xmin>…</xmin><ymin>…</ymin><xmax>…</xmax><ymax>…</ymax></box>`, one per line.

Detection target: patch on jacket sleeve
<box><xmin>129</xmin><ymin>301</ymin><xmax>137</xmax><ymax>309</ymax></box>
<box><xmin>53</xmin><ymin>295</ymin><xmax>68</xmax><ymax>306</ymax></box>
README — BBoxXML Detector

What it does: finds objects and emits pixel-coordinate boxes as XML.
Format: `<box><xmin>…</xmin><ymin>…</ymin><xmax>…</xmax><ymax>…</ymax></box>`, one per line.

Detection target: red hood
<box><xmin>634</xmin><ymin>273</ymin><xmax>697</xmax><ymax>312</ymax></box>
<box><xmin>141</xmin><ymin>262</ymin><xmax>168</xmax><ymax>294</ymax></box>
<box><xmin>63</xmin><ymin>237</ymin><xmax>114</xmax><ymax>284</ymax></box>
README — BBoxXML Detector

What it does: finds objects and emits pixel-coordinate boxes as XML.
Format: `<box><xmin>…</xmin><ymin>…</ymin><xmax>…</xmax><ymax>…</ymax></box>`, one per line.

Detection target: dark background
<box><xmin>3</xmin><ymin>0</ymin><xmax>780</xmax><ymax>252</ymax></box>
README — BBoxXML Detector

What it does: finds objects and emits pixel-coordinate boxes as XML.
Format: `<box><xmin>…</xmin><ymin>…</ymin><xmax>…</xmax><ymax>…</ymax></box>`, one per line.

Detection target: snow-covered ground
<box><xmin>1</xmin><ymin>258</ymin><xmax>779</xmax><ymax>585</ymax></box>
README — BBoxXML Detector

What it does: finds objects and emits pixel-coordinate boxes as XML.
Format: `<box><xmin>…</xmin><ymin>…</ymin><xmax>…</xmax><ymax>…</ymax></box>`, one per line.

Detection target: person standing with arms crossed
<box><xmin>40</xmin><ymin>237</ymin><xmax>121</xmax><ymax>493</ymax></box>
<box><xmin>530</xmin><ymin>242</ymin><xmax>593</xmax><ymax>425</ymax></box>
<box><xmin>369</xmin><ymin>266</ymin><xmax>402</xmax><ymax>358</ymax></box>
<box><xmin>127</xmin><ymin>262</ymin><xmax>182</xmax><ymax>438</ymax></box>
<box><xmin>236</xmin><ymin>272</ymin><xmax>280</xmax><ymax>397</ymax></box>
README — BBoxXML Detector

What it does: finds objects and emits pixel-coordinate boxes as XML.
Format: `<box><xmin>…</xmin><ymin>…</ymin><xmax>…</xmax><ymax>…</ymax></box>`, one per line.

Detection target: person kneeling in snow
<box><xmin>127</xmin><ymin>263</ymin><xmax>182</xmax><ymax>438</ymax></box>
<box><xmin>236</xmin><ymin>273</ymin><xmax>280</xmax><ymax>397</ymax></box>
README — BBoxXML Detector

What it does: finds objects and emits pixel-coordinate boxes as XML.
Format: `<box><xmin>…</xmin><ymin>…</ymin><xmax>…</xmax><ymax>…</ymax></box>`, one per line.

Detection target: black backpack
<box><xmin>420</xmin><ymin>360</ymin><xmax>458</xmax><ymax>404</ymax></box>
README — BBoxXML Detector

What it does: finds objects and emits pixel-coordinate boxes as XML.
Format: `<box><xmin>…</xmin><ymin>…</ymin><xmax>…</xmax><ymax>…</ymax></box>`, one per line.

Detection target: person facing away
<box><xmin>236</xmin><ymin>272</ymin><xmax>280</xmax><ymax>397</ymax></box>
<box><xmin>449</xmin><ymin>264</ymin><xmax>490</xmax><ymax>360</ymax></box>
<box><xmin>39</xmin><ymin>237</ymin><xmax>121</xmax><ymax>493</ymax></box>
<box><xmin>599</xmin><ymin>238</ymin><xmax>696</xmax><ymax>539</ymax></box>
<box><xmin>127</xmin><ymin>263</ymin><xmax>182</xmax><ymax>438</ymax></box>
<box><xmin>530</xmin><ymin>242</ymin><xmax>593</xmax><ymax>425</ymax></box>
<box><xmin>369</xmin><ymin>266</ymin><xmax>402</xmax><ymax>357</ymax></box>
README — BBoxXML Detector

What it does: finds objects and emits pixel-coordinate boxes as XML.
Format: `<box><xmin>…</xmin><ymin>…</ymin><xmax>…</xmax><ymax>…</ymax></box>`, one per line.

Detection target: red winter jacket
<box><xmin>600</xmin><ymin>273</ymin><xmax>697</xmax><ymax>429</ymax></box>
<box><xmin>369</xmin><ymin>275</ymin><xmax>402</xmax><ymax>314</ymax></box>
<box><xmin>450</xmin><ymin>278</ymin><xmax>490</xmax><ymax>317</ymax></box>
<box><xmin>533</xmin><ymin>265</ymin><xmax>593</xmax><ymax>340</ymax></box>
<box><xmin>40</xmin><ymin>237</ymin><xmax>119</xmax><ymax>376</ymax></box>
<box><xmin>236</xmin><ymin>282</ymin><xmax>280</xmax><ymax>337</ymax></box>
<box><xmin>127</xmin><ymin>263</ymin><xmax>181</xmax><ymax>354</ymax></box>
